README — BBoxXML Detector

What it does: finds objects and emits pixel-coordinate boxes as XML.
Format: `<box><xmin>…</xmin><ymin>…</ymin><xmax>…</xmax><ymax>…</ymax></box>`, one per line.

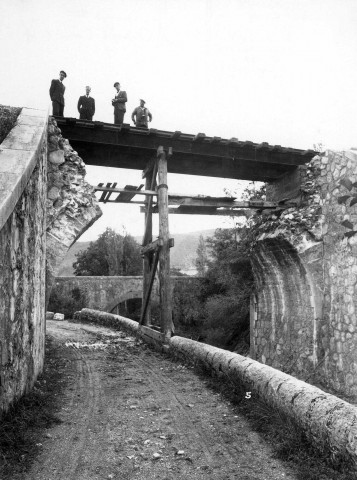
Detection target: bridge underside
<box><xmin>55</xmin><ymin>118</ymin><xmax>315</xmax><ymax>182</ymax></box>
<box><xmin>54</xmin><ymin>116</ymin><xmax>316</xmax><ymax>343</ymax></box>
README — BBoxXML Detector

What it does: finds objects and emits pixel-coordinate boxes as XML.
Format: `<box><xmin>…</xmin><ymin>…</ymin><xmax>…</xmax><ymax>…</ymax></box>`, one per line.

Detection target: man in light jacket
<box><xmin>132</xmin><ymin>99</ymin><xmax>152</xmax><ymax>128</ymax></box>
<box><xmin>112</xmin><ymin>82</ymin><xmax>127</xmax><ymax>125</ymax></box>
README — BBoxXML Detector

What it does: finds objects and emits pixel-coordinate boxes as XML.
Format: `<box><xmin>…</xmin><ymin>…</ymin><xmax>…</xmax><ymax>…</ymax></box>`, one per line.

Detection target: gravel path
<box><xmin>19</xmin><ymin>320</ymin><xmax>297</xmax><ymax>480</ymax></box>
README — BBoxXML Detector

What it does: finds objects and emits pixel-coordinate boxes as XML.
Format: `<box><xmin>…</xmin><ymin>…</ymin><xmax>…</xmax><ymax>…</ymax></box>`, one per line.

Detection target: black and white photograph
<box><xmin>1</xmin><ymin>1</ymin><xmax>357</xmax><ymax>478</ymax></box>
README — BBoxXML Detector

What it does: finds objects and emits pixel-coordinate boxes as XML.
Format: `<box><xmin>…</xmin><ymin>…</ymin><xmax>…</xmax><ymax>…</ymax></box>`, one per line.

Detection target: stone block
<box><xmin>47</xmin><ymin>186</ymin><xmax>60</xmax><ymax>201</ymax></box>
<box><xmin>49</xmin><ymin>150</ymin><xmax>65</xmax><ymax>165</ymax></box>
<box><xmin>46</xmin><ymin>312</ymin><xmax>54</xmax><ymax>320</ymax></box>
<box><xmin>53</xmin><ymin>313</ymin><xmax>64</xmax><ymax>321</ymax></box>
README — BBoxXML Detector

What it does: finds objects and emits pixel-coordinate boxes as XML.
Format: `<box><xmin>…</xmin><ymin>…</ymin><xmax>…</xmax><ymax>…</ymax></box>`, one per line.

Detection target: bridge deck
<box><xmin>55</xmin><ymin>117</ymin><xmax>315</xmax><ymax>182</ymax></box>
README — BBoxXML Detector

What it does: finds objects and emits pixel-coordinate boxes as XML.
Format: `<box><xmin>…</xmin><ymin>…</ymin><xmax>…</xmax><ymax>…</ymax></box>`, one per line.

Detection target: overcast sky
<box><xmin>1</xmin><ymin>0</ymin><xmax>356</xmax><ymax>240</ymax></box>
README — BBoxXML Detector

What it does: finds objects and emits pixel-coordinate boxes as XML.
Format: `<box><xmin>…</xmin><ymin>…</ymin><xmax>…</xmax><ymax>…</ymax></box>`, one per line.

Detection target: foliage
<box><xmin>48</xmin><ymin>284</ymin><xmax>87</xmax><ymax>319</ymax></box>
<box><xmin>73</xmin><ymin>228</ymin><xmax>142</xmax><ymax>276</ymax></box>
<box><xmin>195</xmin><ymin>234</ymin><xmax>208</xmax><ymax>276</ymax></box>
<box><xmin>174</xmin><ymin>226</ymin><xmax>254</xmax><ymax>351</ymax></box>
<box><xmin>173</xmin><ymin>282</ymin><xmax>205</xmax><ymax>340</ymax></box>
<box><xmin>241</xmin><ymin>181</ymin><xmax>266</xmax><ymax>201</ymax></box>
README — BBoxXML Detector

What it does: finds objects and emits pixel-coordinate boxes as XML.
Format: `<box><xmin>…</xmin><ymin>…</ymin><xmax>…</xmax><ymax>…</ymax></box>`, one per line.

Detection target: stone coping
<box><xmin>0</xmin><ymin>107</ymin><xmax>48</xmax><ymax>231</ymax></box>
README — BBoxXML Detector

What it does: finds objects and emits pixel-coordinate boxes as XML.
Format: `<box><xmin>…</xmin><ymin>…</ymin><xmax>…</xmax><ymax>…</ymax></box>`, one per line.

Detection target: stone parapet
<box><xmin>0</xmin><ymin>108</ymin><xmax>48</xmax><ymax>230</ymax></box>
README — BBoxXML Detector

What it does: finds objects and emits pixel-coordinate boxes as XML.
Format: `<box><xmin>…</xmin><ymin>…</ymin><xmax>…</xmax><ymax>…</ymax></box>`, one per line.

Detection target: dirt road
<box><xmin>15</xmin><ymin>320</ymin><xmax>299</xmax><ymax>480</ymax></box>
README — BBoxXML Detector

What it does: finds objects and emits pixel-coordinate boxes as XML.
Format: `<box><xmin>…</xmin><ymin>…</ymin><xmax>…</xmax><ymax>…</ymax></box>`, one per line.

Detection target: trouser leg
<box><xmin>114</xmin><ymin>110</ymin><xmax>125</xmax><ymax>125</ymax></box>
<box><xmin>52</xmin><ymin>101</ymin><xmax>61</xmax><ymax>116</ymax></box>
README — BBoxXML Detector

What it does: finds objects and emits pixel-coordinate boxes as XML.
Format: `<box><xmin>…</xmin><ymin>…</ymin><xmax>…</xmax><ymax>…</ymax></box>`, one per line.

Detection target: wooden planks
<box><xmin>115</xmin><ymin>184</ymin><xmax>144</xmax><ymax>202</ymax></box>
<box><xmin>55</xmin><ymin>118</ymin><xmax>316</xmax><ymax>181</ymax></box>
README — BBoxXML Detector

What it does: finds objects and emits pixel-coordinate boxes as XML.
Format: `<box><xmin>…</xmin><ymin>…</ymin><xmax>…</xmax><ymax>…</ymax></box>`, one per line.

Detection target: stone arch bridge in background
<box><xmin>54</xmin><ymin>276</ymin><xmax>200</xmax><ymax>314</ymax></box>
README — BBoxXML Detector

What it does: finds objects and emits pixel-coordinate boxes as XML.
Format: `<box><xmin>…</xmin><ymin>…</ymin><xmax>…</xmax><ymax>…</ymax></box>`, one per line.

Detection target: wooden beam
<box><xmin>142</xmin><ymin>157</ymin><xmax>156</xmax><ymax>179</ymax></box>
<box><xmin>95</xmin><ymin>186</ymin><xmax>157</xmax><ymax>196</ymax></box>
<box><xmin>55</xmin><ymin>118</ymin><xmax>317</xmax><ymax>184</ymax></box>
<box><xmin>140</xmin><ymin>250</ymin><xmax>159</xmax><ymax>326</ymax></box>
<box><xmin>115</xmin><ymin>184</ymin><xmax>144</xmax><ymax>202</ymax></box>
<box><xmin>157</xmin><ymin>146</ymin><xmax>173</xmax><ymax>341</ymax></box>
<box><xmin>171</xmin><ymin>131</ymin><xmax>181</xmax><ymax>140</ymax></box>
<box><xmin>141</xmin><ymin>237</ymin><xmax>174</xmax><ymax>255</ymax></box>
<box><xmin>104</xmin><ymin>182</ymin><xmax>117</xmax><ymax>203</ymax></box>
<box><xmin>99</xmin><ymin>182</ymin><xmax>112</xmax><ymax>202</ymax></box>
<box><xmin>143</xmin><ymin>160</ymin><xmax>158</xmax><ymax>246</ymax></box>
<box><xmin>168</xmin><ymin>207</ymin><xmax>250</xmax><ymax>216</ymax></box>
<box><xmin>141</xmin><ymin>168</ymin><xmax>155</xmax><ymax>326</ymax></box>
<box><xmin>141</xmin><ymin>238</ymin><xmax>163</xmax><ymax>255</ymax></box>
<box><xmin>193</xmin><ymin>133</ymin><xmax>206</xmax><ymax>143</ymax></box>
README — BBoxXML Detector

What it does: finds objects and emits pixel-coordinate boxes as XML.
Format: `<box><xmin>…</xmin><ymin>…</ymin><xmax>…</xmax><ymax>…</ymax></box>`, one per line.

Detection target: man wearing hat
<box><xmin>77</xmin><ymin>86</ymin><xmax>95</xmax><ymax>121</ymax></box>
<box><xmin>49</xmin><ymin>70</ymin><xmax>67</xmax><ymax>117</ymax></box>
<box><xmin>131</xmin><ymin>99</ymin><xmax>152</xmax><ymax>128</ymax></box>
<box><xmin>112</xmin><ymin>82</ymin><xmax>127</xmax><ymax>125</ymax></box>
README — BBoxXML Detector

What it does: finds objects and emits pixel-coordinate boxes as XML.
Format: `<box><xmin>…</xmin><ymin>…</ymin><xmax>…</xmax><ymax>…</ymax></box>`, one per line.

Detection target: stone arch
<box><xmin>106</xmin><ymin>290</ymin><xmax>142</xmax><ymax>313</ymax></box>
<box><xmin>250</xmin><ymin>235</ymin><xmax>321</xmax><ymax>376</ymax></box>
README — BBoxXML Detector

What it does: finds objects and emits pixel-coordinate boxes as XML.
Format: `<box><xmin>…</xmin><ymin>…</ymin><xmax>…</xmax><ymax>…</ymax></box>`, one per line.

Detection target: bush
<box><xmin>48</xmin><ymin>284</ymin><xmax>87</xmax><ymax>319</ymax></box>
<box><xmin>203</xmin><ymin>293</ymin><xmax>249</xmax><ymax>348</ymax></box>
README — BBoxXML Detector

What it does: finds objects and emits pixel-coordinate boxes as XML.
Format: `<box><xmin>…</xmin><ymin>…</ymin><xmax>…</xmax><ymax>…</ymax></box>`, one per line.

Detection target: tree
<box><xmin>195</xmin><ymin>234</ymin><xmax>208</xmax><ymax>276</ymax></box>
<box><xmin>190</xmin><ymin>226</ymin><xmax>254</xmax><ymax>351</ymax></box>
<box><xmin>73</xmin><ymin>228</ymin><xmax>142</xmax><ymax>276</ymax></box>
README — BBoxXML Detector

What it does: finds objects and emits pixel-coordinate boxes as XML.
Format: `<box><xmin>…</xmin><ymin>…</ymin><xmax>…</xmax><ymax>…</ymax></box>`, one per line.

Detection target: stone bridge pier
<box><xmin>250</xmin><ymin>149</ymin><xmax>357</xmax><ymax>397</ymax></box>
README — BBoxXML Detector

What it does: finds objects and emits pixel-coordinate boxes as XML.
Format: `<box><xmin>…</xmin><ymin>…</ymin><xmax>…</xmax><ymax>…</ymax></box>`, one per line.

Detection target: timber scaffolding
<box><xmin>93</xmin><ymin>151</ymin><xmax>308</xmax><ymax>343</ymax></box>
<box><xmin>55</xmin><ymin>117</ymin><xmax>316</xmax><ymax>342</ymax></box>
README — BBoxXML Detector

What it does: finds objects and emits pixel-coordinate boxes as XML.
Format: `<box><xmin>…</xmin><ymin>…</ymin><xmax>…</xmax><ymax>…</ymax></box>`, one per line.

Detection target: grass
<box><xmin>0</xmin><ymin>338</ymin><xmax>66</xmax><ymax>479</ymax></box>
<box><xmin>0</xmin><ymin>104</ymin><xmax>21</xmax><ymax>144</ymax></box>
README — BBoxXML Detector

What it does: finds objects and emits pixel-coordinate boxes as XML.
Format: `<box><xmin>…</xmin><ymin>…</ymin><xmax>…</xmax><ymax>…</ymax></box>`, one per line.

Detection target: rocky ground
<box><xmin>1</xmin><ymin>320</ymin><xmax>355</xmax><ymax>480</ymax></box>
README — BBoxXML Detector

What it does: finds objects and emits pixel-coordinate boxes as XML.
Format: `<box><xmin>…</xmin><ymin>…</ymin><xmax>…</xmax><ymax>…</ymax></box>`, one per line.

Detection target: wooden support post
<box><xmin>157</xmin><ymin>146</ymin><xmax>173</xmax><ymax>341</ymax></box>
<box><xmin>140</xmin><ymin>250</ymin><xmax>159</xmax><ymax>326</ymax></box>
<box><xmin>141</xmin><ymin>168</ymin><xmax>154</xmax><ymax>326</ymax></box>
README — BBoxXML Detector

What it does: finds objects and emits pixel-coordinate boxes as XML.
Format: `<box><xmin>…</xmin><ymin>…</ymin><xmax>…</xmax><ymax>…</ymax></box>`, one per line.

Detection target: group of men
<box><xmin>49</xmin><ymin>70</ymin><xmax>152</xmax><ymax>128</ymax></box>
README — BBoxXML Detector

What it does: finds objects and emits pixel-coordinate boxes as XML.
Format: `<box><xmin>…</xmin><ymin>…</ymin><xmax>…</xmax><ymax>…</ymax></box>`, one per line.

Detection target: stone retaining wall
<box><xmin>0</xmin><ymin>108</ymin><xmax>48</xmax><ymax>414</ymax></box>
<box><xmin>251</xmin><ymin>150</ymin><xmax>357</xmax><ymax>397</ymax></box>
<box><xmin>0</xmin><ymin>111</ymin><xmax>102</xmax><ymax>415</ymax></box>
<box><xmin>74</xmin><ymin>308</ymin><xmax>357</xmax><ymax>470</ymax></box>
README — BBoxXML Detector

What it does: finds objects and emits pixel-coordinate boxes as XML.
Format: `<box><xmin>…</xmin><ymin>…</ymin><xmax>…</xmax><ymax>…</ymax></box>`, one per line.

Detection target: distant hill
<box><xmin>57</xmin><ymin>229</ymin><xmax>217</xmax><ymax>276</ymax></box>
<box><xmin>57</xmin><ymin>241</ymin><xmax>91</xmax><ymax>276</ymax></box>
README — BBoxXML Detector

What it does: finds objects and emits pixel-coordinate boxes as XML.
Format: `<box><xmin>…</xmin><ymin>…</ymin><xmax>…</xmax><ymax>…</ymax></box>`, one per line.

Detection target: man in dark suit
<box><xmin>112</xmin><ymin>82</ymin><xmax>127</xmax><ymax>125</ymax></box>
<box><xmin>77</xmin><ymin>86</ymin><xmax>95</xmax><ymax>120</ymax></box>
<box><xmin>49</xmin><ymin>70</ymin><xmax>67</xmax><ymax>116</ymax></box>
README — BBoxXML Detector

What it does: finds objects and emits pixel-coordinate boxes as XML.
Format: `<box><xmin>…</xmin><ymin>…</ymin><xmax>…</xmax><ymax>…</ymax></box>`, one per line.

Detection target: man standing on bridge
<box><xmin>49</xmin><ymin>70</ymin><xmax>67</xmax><ymax>117</ymax></box>
<box><xmin>131</xmin><ymin>99</ymin><xmax>152</xmax><ymax>128</ymax></box>
<box><xmin>112</xmin><ymin>82</ymin><xmax>127</xmax><ymax>125</ymax></box>
<box><xmin>77</xmin><ymin>86</ymin><xmax>95</xmax><ymax>121</ymax></box>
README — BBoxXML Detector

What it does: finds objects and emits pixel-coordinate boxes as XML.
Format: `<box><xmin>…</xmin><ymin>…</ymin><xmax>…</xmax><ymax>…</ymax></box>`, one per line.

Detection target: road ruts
<box><xmin>21</xmin><ymin>320</ymin><xmax>297</xmax><ymax>480</ymax></box>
